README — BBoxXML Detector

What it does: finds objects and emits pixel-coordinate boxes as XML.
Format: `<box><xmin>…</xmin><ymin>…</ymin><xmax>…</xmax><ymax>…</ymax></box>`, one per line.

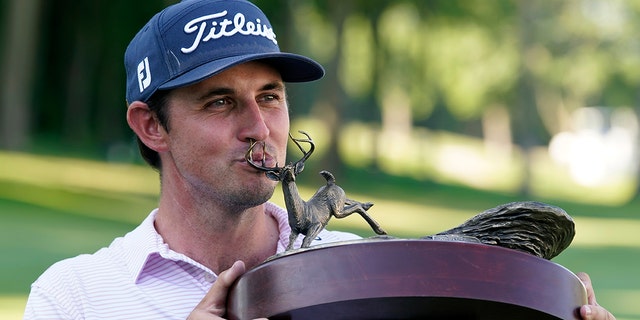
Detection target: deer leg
<box><xmin>356</xmin><ymin>210</ymin><xmax>387</xmax><ymax>235</ymax></box>
<box><xmin>301</xmin><ymin>224</ymin><xmax>323</xmax><ymax>248</ymax></box>
<box><xmin>333</xmin><ymin>199</ymin><xmax>368</xmax><ymax>219</ymax></box>
<box><xmin>344</xmin><ymin>199</ymin><xmax>373</xmax><ymax>211</ymax></box>
<box><xmin>287</xmin><ymin>230</ymin><xmax>299</xmax><ymax>251</ymax></box>
<box><xmin>342</xmin><ymin>200</ymin><xmax>387</xmax><ymax>235</ymax></box>
<box><xmin>332</xmin><ymin>208</ymin><xmax>355</xmax><ymax>219</ymax></box>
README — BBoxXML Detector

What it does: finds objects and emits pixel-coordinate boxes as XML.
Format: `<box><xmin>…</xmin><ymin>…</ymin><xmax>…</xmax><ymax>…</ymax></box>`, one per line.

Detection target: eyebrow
<box><xmin>196</xmin><ymin>81</ymin><xmax>285</xmax><ymax>102</ymax></box>
<box><xmin>261</xmin><ymin>81</ymin><xmax>285</xmax><ymax>91</ymax></box>
<box><xmin>196</xmin><ymin>88</ymin><xmax>234</xmax><ymax>102</ymax></box>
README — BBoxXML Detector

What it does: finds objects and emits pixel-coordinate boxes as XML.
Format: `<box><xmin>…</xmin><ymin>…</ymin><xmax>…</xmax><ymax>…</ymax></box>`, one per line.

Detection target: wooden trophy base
<box><xmin>227</xmin><ymin>239</ymin><xmax>586</xmax><ymax>320</ymax></box>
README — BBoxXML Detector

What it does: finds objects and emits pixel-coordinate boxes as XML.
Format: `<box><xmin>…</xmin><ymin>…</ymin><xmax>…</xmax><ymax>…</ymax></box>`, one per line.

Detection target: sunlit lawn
<box><xmin>1</xmin><ymin>151</ymin><xmax>639</xmax><ymax>319</ymax></box>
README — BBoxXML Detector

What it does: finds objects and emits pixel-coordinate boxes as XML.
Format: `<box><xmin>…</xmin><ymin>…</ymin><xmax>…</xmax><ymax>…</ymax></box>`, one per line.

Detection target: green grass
<box><xmin>0</xmin><ymin>191</ymin><xmax>143</xmax><ymax>318</ymax></box>
<box><xmin>1</xmin><ymin>151</ymin><xmax>639</xmax><ymax>319</ymax></box>
<box><xmin>0</xmin><ymin>196</ymin><xmax>139</xmax><ymax>293</ymax></box>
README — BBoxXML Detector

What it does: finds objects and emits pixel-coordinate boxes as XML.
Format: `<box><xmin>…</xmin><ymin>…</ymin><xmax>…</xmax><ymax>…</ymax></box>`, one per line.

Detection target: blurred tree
<box><xmin>0</xmin><ymin>0</ymin><xmax>41</xmax><ymax>150</ymax></box>
<box><xmin>514</xmin><ymin>1</ymin><xmax>640</xmax><ymax>196</ymax></box>
<box><xmin>4</xmin><ymin>0</ymin><xmax>640</xmax><ymax>197</ymax></box>
<box><xmin>27</xmin><ymin>0</ymin><xmax>166</xmax><ymax>156</ymax></box>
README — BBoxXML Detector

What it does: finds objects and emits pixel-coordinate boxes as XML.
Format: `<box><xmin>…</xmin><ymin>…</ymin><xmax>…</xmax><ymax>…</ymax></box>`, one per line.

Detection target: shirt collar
<box><xmin>121</xmin><ymin>208</ymin><xmax>166</xmax><ymax>283</ymax></box>
<box><xmin>124</xmin><ymin>203</ymin><xmax>293</xmax><ymax>283</ymax></box>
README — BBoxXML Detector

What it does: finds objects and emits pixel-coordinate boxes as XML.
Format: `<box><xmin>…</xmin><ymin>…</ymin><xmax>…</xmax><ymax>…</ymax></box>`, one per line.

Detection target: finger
<box><xmin>576</xmin><ymin>272</ymin><xmax>598</xmax><ymax>305</ymax></box>
<box><xmin>580</xmin><ymin>304</ymin><xmax>616</xmax><ymax>320</ymax></box>
<box><xmin>191</xmin><ymin>261</ymin><xmax>246</xmax><ymax>317</ymax></box>
<box><xmin>577</xmin><ymin>272</ymin><xmax>616</xmax><ymax>320</ymax></box>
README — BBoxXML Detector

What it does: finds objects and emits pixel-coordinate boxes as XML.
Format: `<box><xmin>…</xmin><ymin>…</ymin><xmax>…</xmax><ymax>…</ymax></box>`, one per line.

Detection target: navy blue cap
<box><xmin>125</xmin><ymin>0</ymin><xmax>324</xmax><ymax>103</ymax></box>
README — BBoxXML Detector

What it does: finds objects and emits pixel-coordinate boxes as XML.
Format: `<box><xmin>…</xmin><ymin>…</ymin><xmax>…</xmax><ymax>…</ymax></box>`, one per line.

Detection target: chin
<box><xmin>225</xmin><ymin>183</ymin><xmax>276</xmax><ymax>209</ymax></box>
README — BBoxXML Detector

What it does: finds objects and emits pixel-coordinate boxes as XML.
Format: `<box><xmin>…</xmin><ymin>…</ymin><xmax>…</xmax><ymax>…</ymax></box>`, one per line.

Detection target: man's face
<box><xmin>160</xmin><ymin>61</ymin><xmax>289</xmax><ymax>209</ymax></box>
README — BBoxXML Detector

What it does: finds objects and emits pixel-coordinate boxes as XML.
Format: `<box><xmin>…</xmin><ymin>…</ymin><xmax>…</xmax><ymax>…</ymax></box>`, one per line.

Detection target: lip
<box><xmin>245</xmin><ymin>155</ymin><xmax>278</xmax><ymax>168</ymax></box>
<box><xmin>239</xmin><ymin>151</ymin><xmax>278</xmax><ymax>170</ymax></box>
<box><xmin>244</xmin><ymin>141</ymin><xmax>279</xmax><ymax>169</ymax></box>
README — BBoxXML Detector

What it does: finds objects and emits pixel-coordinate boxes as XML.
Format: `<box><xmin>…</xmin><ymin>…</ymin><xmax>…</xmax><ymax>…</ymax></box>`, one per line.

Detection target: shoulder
<box><xmin>31</xmin><ymin>209</ymin><xmax>159</xmax><ymax>290</ymax></box>
<box><xmin>30</xmin><ymin>239</ymin><xmax>127</xmax><ymax>294</ymax></box>
<box><xmin>24</xmin><ymin>244</ymin><xmax>126</xmax><ymax>319</ymax></box>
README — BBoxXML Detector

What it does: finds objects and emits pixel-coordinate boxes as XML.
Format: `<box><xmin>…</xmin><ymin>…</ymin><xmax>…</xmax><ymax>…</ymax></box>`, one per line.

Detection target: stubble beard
<box><xmin>231</xmin><ymin>182</ymin><xmax>276</xmax><ymax>209</ymax></box>
<box><xmin>210</xmin><ymin>175</ymin><xmax>278</xmax><ymax>212</ymax></box>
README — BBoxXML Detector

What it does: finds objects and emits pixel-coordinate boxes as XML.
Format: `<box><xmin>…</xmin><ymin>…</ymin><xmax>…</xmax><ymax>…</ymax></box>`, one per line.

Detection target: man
<box><xmin>24</xmin><ymin>0</ymin><xmax>615</xmax><ymax>319</ymax></box>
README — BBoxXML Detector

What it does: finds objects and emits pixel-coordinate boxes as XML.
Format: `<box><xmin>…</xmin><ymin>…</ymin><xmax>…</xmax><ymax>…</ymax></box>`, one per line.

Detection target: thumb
<box><xmin>188</xmin><ymin>261</ymin><xmax>246</xmax><ymax>319</ymax></box>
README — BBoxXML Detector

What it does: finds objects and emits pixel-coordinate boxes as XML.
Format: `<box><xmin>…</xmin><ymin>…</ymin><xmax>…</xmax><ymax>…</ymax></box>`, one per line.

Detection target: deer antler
<box><xmin>245</xmin><ymin>140</ymin><xmax>282</xmax><ymax>181</ymax></box>
<box><xmin>290</xmin><ymin>131</ymin><xmax>314</xmax><ymax>175</ymax></box>
<box><xmin>245</xmin><ymin>131</ymin><xmax>315</xmax><ymax>179</ymax></box>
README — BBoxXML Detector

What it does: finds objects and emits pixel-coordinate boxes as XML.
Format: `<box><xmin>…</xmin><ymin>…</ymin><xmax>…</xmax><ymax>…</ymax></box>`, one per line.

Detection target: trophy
<box><xmin>229</xmin><ymin>131</ymin><xmax>586</xmax><ymax>320</ymax></box>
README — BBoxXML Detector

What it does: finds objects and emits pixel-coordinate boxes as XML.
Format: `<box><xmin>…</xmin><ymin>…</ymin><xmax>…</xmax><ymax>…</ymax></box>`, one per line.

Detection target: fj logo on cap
<box><xmin>181</xmin><ymin>11</ymin><xmax>277</xmax><ymax>54</ymax></box>
<box><xmin>137</xmin><ymin>57</ymin><xmax>151</xmax><ymax>93</ymax></box>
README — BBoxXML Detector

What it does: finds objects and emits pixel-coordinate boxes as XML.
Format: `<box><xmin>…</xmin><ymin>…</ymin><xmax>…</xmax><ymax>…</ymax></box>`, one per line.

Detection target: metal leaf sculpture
<box><xmin>422</xmin><ymin>201</ymin><xmax>575</xmax><ymax>260</ymax></box>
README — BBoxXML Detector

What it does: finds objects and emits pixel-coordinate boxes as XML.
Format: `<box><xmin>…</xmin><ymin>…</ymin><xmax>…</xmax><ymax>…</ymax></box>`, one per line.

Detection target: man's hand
<box><xmin>187</xmin><ymin>261</ymin><xmax>267</xmax><ymax>320</ymax></box>
<box><xmin>577</xmin><ymin>272</ymin><xmax>616</xmax><ymax>320</ymax></box>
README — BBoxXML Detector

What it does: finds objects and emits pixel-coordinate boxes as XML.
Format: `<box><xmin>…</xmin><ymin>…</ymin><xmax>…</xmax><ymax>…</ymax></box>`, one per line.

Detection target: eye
<box><xmin>259</xmin><ymin>93</ymin><xmax>281</xmax><ymax>104</ymax></box>
<box><xmin>204</xmin><ymin>97</ymin><xmax>231</xmax><ymax>110</ymax></box>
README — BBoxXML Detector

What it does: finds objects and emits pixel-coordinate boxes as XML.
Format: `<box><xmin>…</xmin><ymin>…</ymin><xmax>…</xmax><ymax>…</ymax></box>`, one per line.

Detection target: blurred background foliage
<box><xmin>4</xmin><ymin>0</ymin><xmax>640</xmax><ymax>203</ymax></box>
<box><xmin>1</xmin><ymin>0</ymin><xmax>640</xmax><ymax>319</ymax></box>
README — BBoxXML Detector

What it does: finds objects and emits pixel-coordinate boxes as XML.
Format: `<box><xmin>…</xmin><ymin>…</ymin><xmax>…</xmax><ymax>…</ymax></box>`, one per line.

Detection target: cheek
<box><xmin>168</xmin><ymin>120</ymin><xmax>217</xmax><ymax>154</ymax></box>
<box><xmin>271</xmin><ymin>113</ymin><xmax>290</xmax><ymax>149</ymax></box>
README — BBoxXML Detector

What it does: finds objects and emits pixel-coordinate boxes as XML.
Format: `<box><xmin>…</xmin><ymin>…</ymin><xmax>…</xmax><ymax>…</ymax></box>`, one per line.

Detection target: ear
<box><xmin>126</xmin><ymin>101</ymin><xmax>169</xmax><ymax>153</ymax></box>
<box><xmin>294</xmin><ymin>161</ymin><xmax>305</xmax><ymax>175</ymax></box>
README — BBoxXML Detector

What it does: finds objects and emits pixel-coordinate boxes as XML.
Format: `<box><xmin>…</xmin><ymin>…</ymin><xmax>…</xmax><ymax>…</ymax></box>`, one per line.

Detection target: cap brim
<box><xmin>159</xmin><ymin>52</ymin><xmax>324</xmax><ymax>91</ymax></box>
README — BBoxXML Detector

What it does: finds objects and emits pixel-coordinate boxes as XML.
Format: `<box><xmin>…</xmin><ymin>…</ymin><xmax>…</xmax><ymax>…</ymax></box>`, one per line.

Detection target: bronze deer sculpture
<box><xmin>246</xmin><ymin>131</ymin><xmax>386</xmax><ymax>250</ymax></box>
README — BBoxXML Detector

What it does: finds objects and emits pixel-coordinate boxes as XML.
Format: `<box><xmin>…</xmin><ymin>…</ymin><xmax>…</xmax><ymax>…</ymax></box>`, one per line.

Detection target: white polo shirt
<box><xmin>23</xmin><ymin>202</ymin><xmax>360</xmax><ymax>319</ymax></box>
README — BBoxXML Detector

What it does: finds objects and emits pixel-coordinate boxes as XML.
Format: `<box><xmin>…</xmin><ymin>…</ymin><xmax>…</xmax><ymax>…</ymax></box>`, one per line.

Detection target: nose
<box><xmin>238</xmin><ymin>101</ymin><xmax>270</xmax><ymax>142</ymax></box>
